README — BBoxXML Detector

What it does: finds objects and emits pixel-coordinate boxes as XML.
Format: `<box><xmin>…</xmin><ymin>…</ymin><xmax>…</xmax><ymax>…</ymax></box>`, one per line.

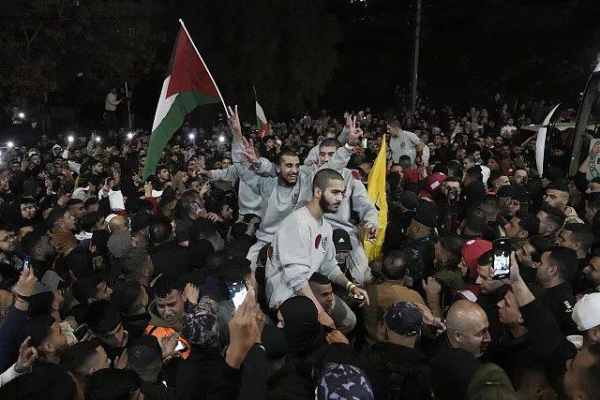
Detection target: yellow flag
<box><xmin>362</xmin><ymin>135</ymin><xmax>388</xmax><ymax>261</ymax></box>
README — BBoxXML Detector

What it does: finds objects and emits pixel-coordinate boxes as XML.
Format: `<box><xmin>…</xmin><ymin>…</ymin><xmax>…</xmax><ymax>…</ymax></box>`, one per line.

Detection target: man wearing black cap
<box><xmin>361</xmin><ymin>302</ymin><xmax>431</xmax><ymax>400</ymax></box>
<box><xmin>403</xmin><ymin>203</ymin><xmax>438</xmax><ymax>285</ymax></box>
<box><xmin>543</xmin><ymin>180</ymin><xmax>583</xmax><ymax>224</ymax></box>
<box><xmin>541</xmin><ymin>166</ymin><xmax>565</xmax><ymax>189</ymax></box>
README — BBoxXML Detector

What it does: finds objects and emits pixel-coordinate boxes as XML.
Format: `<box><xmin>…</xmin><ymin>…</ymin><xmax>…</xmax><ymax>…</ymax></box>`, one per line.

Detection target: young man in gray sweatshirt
<box><xmin>266</xmin><ymin>169</ymin><xmax>370</xmax><ymax>328</ymax></box>
<box><xmin>237</xmin><ymin>116</ymin><xmax>362</xmax><ymax>269</ymax></box>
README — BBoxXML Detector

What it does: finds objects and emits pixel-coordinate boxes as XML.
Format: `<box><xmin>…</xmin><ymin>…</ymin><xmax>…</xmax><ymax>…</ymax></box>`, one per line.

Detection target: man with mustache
<box><xmin>266</xmin><ymin>169</ymin><xmax>370</xmax><ymax>328</ymax></box>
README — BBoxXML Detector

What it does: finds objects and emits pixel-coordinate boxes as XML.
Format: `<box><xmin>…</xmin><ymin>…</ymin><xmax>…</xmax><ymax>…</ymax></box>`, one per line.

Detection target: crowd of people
<box><xmin>0</xmin><ymin>94</ymin><xmax>599</xmax><ymax>400</ymax></box>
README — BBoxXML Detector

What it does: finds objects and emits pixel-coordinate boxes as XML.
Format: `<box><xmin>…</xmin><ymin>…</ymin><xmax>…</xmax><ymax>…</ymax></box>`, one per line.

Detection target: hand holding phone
<box><xmin>227</xmin><ymin>280</ymin><xmax>248</xmax><ymax>310</ymax></box>
<box><xmin>492</xmin><ymin>237</ymin><xmax>511</xmax><ymax>280</ymax></box>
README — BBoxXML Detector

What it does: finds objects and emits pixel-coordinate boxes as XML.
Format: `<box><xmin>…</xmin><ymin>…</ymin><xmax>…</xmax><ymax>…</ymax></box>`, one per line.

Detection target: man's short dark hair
<box><xmin>149</xmin><ymin>218</ymin><xmax>172</xmax><ymax>244</ymax></box>
<box><xmin>465</xmin><ymin>166</ymin><xmax>483</xmax><ymax>182</ymax></box>
<box><xmin>153</xmin><ymin>275</ymin><xmax>183</xmax><ymax>299</ymax></box>
<box><xmin>190</xmin><ymin>219</ymin><xmax>218</xmax><ymax>243</ymax></box>
<box><xmin>111</xmin><ymin>281</ymin><xmax>145</xmax><ymax>316</ymax></box>
<box><xmin>120</xmin><ymin>246</ymin><xmax>150</xmax><ymax>281</ymax></box>
<box><xmin>398</xmin><ymin>155</ymin><xmax>412</xmax><ymax>169</ymax></box>
<box><xmin>382</xmin><ymin>250</ymin><xmax>408</xmax><ymax>280</ymax></box>
<box><xmin>180</xmin><ymin>189</ymin><xmax>199</xmax><ymax>213</ymax></box>
<box><xmin>309</xmin><ymin>273</ymin><xmax>331</xmax><ymax>286</ymax></box>
<box><xmin>66</xmin><ymin>198</ymin><xmax>84</xmax><ymax>207</ymax></box>
<box><xmin>563</xmin><ymin>223</ymin><xmax>595</xmax><ymax>251</ymax></box>
<box><xmin>544</xmin><ymin>247</ymin><xmax>578</xmax><ymax>282</ymax></box>
<box><xmin>528</xmin><ymin>235</ymin><xmax>556</xmax><ymax>262</ymax></box>
<box><xmin>20</xmin><ymin>229</ymin><xmax>45</xmax><ymax>257</ymax></box>
<box><xmin>72</xmin><ymin>272</ymin><xmax>106</xmax><ymax>305</ymax></box>
<box><xmin>85</xmin><ymin>368</ymin><xmax>141</xmax><ymax>400</ymax></box>
<box><xmin>155</xmin><ymin>165</ymin><xmax>168</xmax><ymax>175</ymax></box>
<box><xmin>319</xmin><ymin>138</ymin><xmax>341</xmax><ymax>150</ymax></box>
<box><xmin>60</xmin><ymin>339</ymin><xmax>103</xmax><ymax>381</ymax></box>
<box><xmin>276</xmin><ymin>150</ymin><xmax>299</xmax><ymax>165</ymax></box>
<box><xmin>85</xmin><ymin>197</ymin><xmax>99</xmax><ymax>210</ymax></box>
<box><xmin>438</xmin><ymin>234</ymin><xmax>464</xmax><ymax>265</ymax></box>
<box><xmin>80</xmin><ymin>211</ymin><xmax>102</xmax><ymax>232</ymax></box>
<box><xmin>312</xmin><ymin>169</ymin><xmax>344</xmax><ymax>192</ymax></box>
<box><xmin>465</xmin><ymin>208</ymin><xmax>488</xmax><ymax>235</ymax></box>
<box><xmin>220</xmin><ymin>256</ymin><xmax>252</xmax><ymax>283</ymax></box>
<box><xmin>539</xmin><ymin>205</ymin><xmax>566</xmax><ymax>224</ymax></box>
<box><xmin>84</xmin><ymin>300</ymin><xmax>121</xmax><ymax>336</ymax></box>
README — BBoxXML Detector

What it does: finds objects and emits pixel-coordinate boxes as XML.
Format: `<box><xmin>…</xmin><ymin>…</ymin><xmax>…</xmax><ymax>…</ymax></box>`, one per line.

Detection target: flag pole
<box><xmin>178</xmin><ymin>19</ymin><xmax>230</xmax><ymax>118</ymax></box>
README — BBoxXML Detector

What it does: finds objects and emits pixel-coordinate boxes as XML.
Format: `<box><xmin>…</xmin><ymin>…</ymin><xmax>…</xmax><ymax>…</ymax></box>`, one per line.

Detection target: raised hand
<box><xmin>346</xmin><ymin>115</ymin><xmax>359</xmax><ymax>145</ymax></box>
<box><xmin>242</xmin><ymin>139</ymin><xmax>259</xmax><ymax>164</ymax></box>
<box><xmin>183</xmin><ymin>283</ymin><xmax>200</xmax><ymax>305</ymax></box>
<box><xmin>227</xmin><ymin>105</ymin><xmax>243</xmax><ymax>144</ymax></box>
<box><xmin>15</xmin><ymin>336</ymin><xmax>38</xmax><ymax>373</ymax></box>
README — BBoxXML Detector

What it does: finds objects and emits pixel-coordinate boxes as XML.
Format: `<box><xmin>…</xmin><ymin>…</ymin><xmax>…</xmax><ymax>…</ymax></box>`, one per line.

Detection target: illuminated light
<box><xmin>7</xmin><ymin>141</ymin><xmax>14</xmax><ymax>148</ymax></box>
<box><xmin>68</xmin><ymin>136</ymin><xmax>74</xmax><ymax>143</ymax></box>
<box><xmin>127</xmin><ymin>132</ymin><xmax>134</xmax><ymax>140</ymax></box>
<box><xmin>189</xmin><ymin>133</ymin><xmax>195</xmax><ymax>140</ymax></box>
<box><xmin>18</xmin><ymin>112</ymin><xmax>25</xmax><ymax>119</ymax></box>
<box><xmin>95</xmin><ymin>136</ymin><xmax>101</xmax><ymax>143</ymax></box>
<box><xmin>218</xmin><ymin>135</ymin><xmax>225</xmax><ymax>143</ymax></box>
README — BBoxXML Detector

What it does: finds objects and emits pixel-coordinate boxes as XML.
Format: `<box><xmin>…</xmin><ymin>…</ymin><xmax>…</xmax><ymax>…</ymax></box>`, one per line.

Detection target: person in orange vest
<box><xmin>144</xmin><ymin>276</ymin><xmax>199</xmax><ymax>359</ymax></box>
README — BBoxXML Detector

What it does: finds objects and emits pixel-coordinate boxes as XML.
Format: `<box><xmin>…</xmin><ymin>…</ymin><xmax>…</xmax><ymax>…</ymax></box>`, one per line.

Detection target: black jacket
<box><xmin>361</xmin><ymin>342</ymin><xmax>432</xmax><ymax>400</ymax></box>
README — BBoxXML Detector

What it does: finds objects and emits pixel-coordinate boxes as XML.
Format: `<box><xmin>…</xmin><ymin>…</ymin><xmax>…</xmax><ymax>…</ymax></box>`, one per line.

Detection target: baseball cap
<box><xmin>546</xmin><ymin>180</ymin><xmax>569</xmax><ymax>193</ymax></box>
<box><xmin>461</xmin><ymin>240</ymin><xmax>493</xmax><ymax>277</ymax></box>
<box><xmin>333</xmin><ymin>229</ymin><xmax>352</xmax><ymax>252</ymax></box>
<box><xmin>317</xmin><ymin>363</ymin><xmax>374</xmax><ymax>400</ymax></box>
<box><xmin>466</xmin><ymin>363</ymin><xmax>517</xmax><ymax>400</ymax></box>
<box><xmin>384</xmin><ymin>302</ymin><xmax>423</xmax><ymax>336</ymax></box>
<box><xmin>423</xmin><ymin>172</ymin><xmax>447</xmax><ymax>193</ymax></box>
<box><xmin>572</xmin><ymin>293</ymin><xmax>600</xmax><ymax>331</ymax></box>
<box><xmin>398</xmin><ymin>191</ymin><xmax>419</xmax><ymax>211</ymax></box>
<box><xmin>413</xmin><ymin>202</ymin><xmax>438</xmax><ymax>228</ymax></box>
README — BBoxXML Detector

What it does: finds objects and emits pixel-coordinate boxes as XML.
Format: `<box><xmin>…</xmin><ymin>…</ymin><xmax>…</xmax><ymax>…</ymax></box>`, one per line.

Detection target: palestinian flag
<box><xmin>256</xmin><ymin>100</ymin><xmax>269</xmax><ymax>137</ymax></box>
<box><xmin>143</xmin><ymin>20</ymin><xmax>225</xmax><ymax>180</ymax></box>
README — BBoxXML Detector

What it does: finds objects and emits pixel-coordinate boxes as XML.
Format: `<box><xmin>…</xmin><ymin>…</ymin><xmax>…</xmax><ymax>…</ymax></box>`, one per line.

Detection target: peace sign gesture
<box><xmin>227</xmin><ymin>105</ymin><xmax>243</xmax><ymax>144</ymax></box>
<box><xmin>346</xmin><ymin>115</ymin><xmax>360</xmax><ymax>146</ymax></box>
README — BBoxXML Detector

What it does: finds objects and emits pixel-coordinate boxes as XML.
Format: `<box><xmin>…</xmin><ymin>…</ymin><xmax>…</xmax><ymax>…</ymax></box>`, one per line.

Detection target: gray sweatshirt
<box><xmin>266</xmin><ymin>206</ymin><xmax>343</xmax><ymax>308</ymax></box>
<box><xmin>238</xmin><ymin>145</ymin><xmax>353</xmax><ymax>244</ymax></box>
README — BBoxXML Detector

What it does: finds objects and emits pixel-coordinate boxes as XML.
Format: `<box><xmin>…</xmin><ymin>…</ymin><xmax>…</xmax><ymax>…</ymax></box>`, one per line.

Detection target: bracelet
<box><xmin>345</xmin><ymin>281</ymin><xmax>354</xmax><ymax>291</ymax></box>
<box><xmin>16</xmin><ymin>293</ymin><xmax>31</xmax><ymax>302</ymax></box>
<box><xmin>344</xmin><ymin>143</ymin><xmax>354</xmax><ymax>151</ymax></box>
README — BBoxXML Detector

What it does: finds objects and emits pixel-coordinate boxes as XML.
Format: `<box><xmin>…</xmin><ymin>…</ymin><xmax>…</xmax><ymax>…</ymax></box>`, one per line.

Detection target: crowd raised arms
<box><xmin>0</xmin><ymin>97</ymin><xmax>599</xmax><ymax>399</ymax></box>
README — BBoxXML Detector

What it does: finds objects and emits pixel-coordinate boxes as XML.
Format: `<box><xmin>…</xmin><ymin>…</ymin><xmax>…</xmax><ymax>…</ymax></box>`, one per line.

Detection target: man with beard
<box><xmin>16</xmin><ymin>314</ymin><xmax>69</xmax><ymax>366</ymax></box>
<box><xmin>20</xmin><ymin>230</ymin><xmax>56</xmax><ymax>277</ymax></box>
<box><xmin>582</xmin><ymin>249</ymin><xmax>600</xmax><ymax>293</ymax></box>
<box><xmin>266</xmin><ymin>169</ymin><xmax>369</xmax><ymax>328</ymax></box>
<box><xmin>543</xmin><ymin>180</ymin><xmax>584</xmax><ymax>224</ymax></box>
<box><xmin>241</xmin><ymin>117</ymin><xmax>360</xmax><ymax>269</ymax></box>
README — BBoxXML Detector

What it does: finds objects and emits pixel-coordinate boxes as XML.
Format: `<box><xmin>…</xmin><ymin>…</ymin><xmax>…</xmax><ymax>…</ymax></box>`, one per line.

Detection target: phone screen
<box><xmin>227</xmin><ymin>281</ymin><xmax>248</xmax><ymax>310</ymax></box>
<box><xmin>22</xmin><ymin>255</ymin><xmax>31</xmax><ymax>271</ymax></box>
<box><xmin>492</xmin><ymin>237</ymin><xmax>511</xmax><ymax>280</ymax></box>
<box><xmin>361</xmin><ymin>138</ymin><xmax>368</xmax><ymax>149</ymax></box>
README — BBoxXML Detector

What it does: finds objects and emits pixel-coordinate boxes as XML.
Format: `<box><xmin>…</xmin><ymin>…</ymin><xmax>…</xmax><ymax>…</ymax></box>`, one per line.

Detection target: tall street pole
<box><xmin>410</xmin><ymin>0</ymin><xmax>422</xmax><ymax>115</ymax></box>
